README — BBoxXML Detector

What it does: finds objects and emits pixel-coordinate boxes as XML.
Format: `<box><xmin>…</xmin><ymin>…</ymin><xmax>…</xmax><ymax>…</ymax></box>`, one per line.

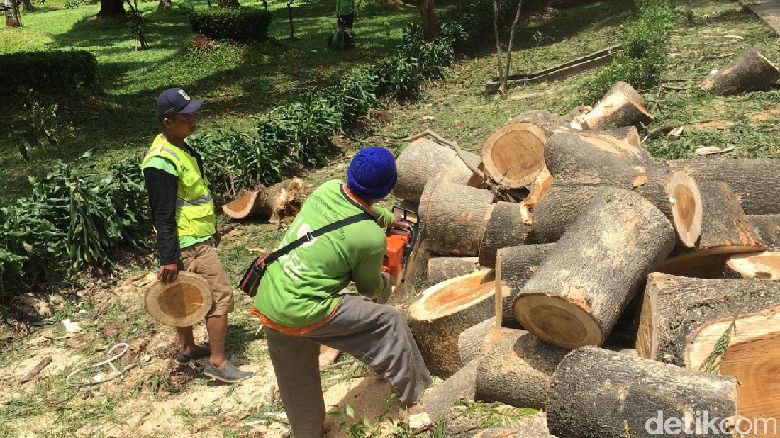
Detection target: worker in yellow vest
<box><xmin>141</xmin><ymin>88</ymin><xmax>253</xmax><ymax>384</ymax></box>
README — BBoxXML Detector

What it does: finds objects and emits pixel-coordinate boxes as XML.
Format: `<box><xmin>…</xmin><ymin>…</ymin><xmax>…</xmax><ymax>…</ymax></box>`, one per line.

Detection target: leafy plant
<box><xmin>9</xmin><ymin>91</ymin><xmax>69</xmax><ymax>161</ymax></box>
<box><xmin>0</xmin><ymin>50</ymin><xmax>97</xmax><ymax>94</ymax></box>
<box><xmin>189</xmin><ymin>8</ymin><xmax>273</xmax><ymax>42</ymax></box>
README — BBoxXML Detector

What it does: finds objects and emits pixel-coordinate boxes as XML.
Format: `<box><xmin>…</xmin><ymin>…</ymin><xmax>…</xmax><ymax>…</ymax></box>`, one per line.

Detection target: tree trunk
<box><xmin>512</xmin><ymin>188</ymin><xmax>676</xmax><ymax>349</ymax></box>
<box><xmin>701</xmin><ymin>47</ymin><xmax>780</xmax><ymax>95</ymax></box>
<box><xmin>657</xmin><ymin>181</ymin><xmax>765</xmax><ymax>279</ymax></box>
<box><xmin>580</xmin><ymin>81</ymin><xmax>654</xmax><ymax>130</ymax></box>
<box><xmin>157</xmin><ymin>0</ymin><xmax>172</xmax><ymax>10</ymax></box>
<box><xmin>420</xmin><ymin>0</ymin><xmax>437</xmax><ymax>41</ymax></box>
<box><xmin>393</xmin><ymin>138</ymin><xmax>481</xmax><ymax>203</ymax></box>
<box><xmin>478</xmin><ymin>202</ymin><xmax>531</xmax><ymax>269</ymax></box>
<box><xmin>409</xmin><ymin>269</ymin><xmax>506</xmax><ymax>378</ymax></box>
<box><xmin>545</xmin><ymin>132</ymin><xmax>703</xmax><ymax>247</ymax></box>
<box><xmin>420</xmin><ymin>358</ymin><xmax>479</xmax><ymax>423</ymax></box>
<box><xmin>21</xmin><ymin>0</ymin><xmax>34</xmax><ymax>12</ymax></box>
<box><xmin>219</xmin><ymin>0</ymin><xmax>240</xmax><ymax>8</ymax></box>
<box><xmin>572</xmin><ymin>131</ymin><xmax>653</xmax><ymax>163</ymax></box>
<box><xmin>98</xmin><ymin>0</ymin><xmax>126</xmax><ymax>17</ymax></box>
<box><xmin>221</xmin><ymin>178</ymin><xmax>305</xmax><ymax>223</ymax></box>
<box><xmin>547</xmin><ymin>346</ymin><xmax>739</xmax><ymax>438</ymax></box>
<box><xmin>4</xmin><ymin>0</ymin><xmax>21</xmax><ymax>27</ymax></box>
<box><xmin>457</xmin><ymin>318</ymin><xmax>501</xmax><ymax>365</ymax></box>
<box><xmin>427</xmin><ymin>256</ymin><xmax>481</xmax><ymax>286</ymax></box>
<box><xmin>474</xmin><ymin>329</ymin><xmax>569</xmax><ymax>410</ymax></box>
<box><xmin>419</xmin><ymin>179</ymin><xmax>495</xmax><ymax>256</ymax></box>
<box><xmin>527</xmin><ymin>184</ymin><xmax>602</xmax><ymax>243</ymax></box>
<box><xmin>636</xmin><ymin>272</ymin><xmax>780</xmax><ymax>367</ymax></box>
<box><xmin>481</xmin><ymin>122</ymin><xmax>547</xmax><ymax>189</ymax></box>
<box><xmin>497</xmin><ymin>243</ymin><xmax>555</xmax><ymax>329</ymax></box>
<box><xmin>725</xmin><ymin>251</ymin><xmax>780</xmax><ymax>280</ymax></box>
<box><xmin>748</xmin><ymin>214</ymin><xmax>780</xmax><ymax>251</ymax></box>
<box><xmin>665</xmin><ymin>158</ymin><xmax>780</xmax><ymax>215</ymax></box>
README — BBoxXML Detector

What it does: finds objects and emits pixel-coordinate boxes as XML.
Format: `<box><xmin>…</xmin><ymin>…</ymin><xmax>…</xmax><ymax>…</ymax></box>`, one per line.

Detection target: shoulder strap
<box><xmin>263</xmin><ymin>212</ymin><xmax>373</xmax><ymax>265</ymax></box>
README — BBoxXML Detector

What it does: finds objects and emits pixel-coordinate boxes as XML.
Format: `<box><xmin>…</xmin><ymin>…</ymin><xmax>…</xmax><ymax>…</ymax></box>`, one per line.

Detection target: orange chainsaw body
<box><xmin>381</xmin><ymin>207</ymin><xmax>419</xmax><ymax>283</ymax></box>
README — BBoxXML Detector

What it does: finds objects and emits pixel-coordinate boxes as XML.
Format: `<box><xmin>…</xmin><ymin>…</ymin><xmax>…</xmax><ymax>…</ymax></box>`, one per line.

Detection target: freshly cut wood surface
<box><xmin>523</xmin><ymin>164</ymin><xmax>552</xmax><ymax>209</ymax></box>
<box><xmin>513</xmin><ymin>188</ymin><xmax>676</xmax><ymax>349</ymax></box>
<box><xmin>419</xmin><ymin>178</ymin><xmax>495</xmax><ymax>256</ymax></box>
<box><xmin>393</xmin><ymin>138</ymin><xmax>482</xmax><ymax>203</ymax></box>
<box><xmin>658</xmin><ymin>181</ymin><xmax>765</xmax><ymax>278</ymax></box>
<box><xmin>145</xmin><ymin>272</ymin><xmax>212</xmax><ymax>327</ymax></box>
<box><xmin>481</xmin><ymin>122</ymin><xmax>547</xmax><ymax>188</ymax></box>
<box><xmin>409</xmin><ymin>269</ymin><xmax>508</xmax><ymax>378</ymax></box>
<box><xmin>478</xmin><ymin>202</ymin><xmax>532</xmax><ymax>268</ymax></box>
<box><xmin>701</xmin><ymin>47</ymin><xmax>780</xmax><ymax>95</ymax></box>
<box><xmin>546</xmin><ymin>346</ymin><xmax>738</xmax><ymax>438</ymax></box>
<box><xmin>749</xmin><ymin>214</ymin><xmax>780</xmax><ymax>251</ymax></box>
<box><xmin>725</xmin><ymin>251</ymin><xmax>780</xmax><ymax>280</ymax></box>
<box><xmin>427</xmin><ymin>256</ymin><xmax>482</xmax><ymax>286</ymax></box>
<box><xmin>222</xmin><ymin>177</ymin><xmax>305</xmax><ymax>223</ymax></box>
<box><xmin>666</xmin><ymin>158</ymin><xmax>780</xmax><ymax>215</ymax></box>
<box><xmin>497</xmin><ymin>243</ymin><xmax>555</xmax><ymax>329</ymax></box>
<box><xmin>635</xmin><ymin>272</ymin><xmax>780</xmax><ymax>367</ymax></box>
<box><xmin>580</xmin><ymin>81</ymin><xmax>654</xmax><ymax>130</ymax></box>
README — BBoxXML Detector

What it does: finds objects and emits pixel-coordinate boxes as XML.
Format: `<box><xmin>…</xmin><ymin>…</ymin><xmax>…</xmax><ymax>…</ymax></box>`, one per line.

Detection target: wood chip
<box><xmin>632</xmin><ymin>175</ymin><xmax>648</xmax><ymax>187</ymax></box>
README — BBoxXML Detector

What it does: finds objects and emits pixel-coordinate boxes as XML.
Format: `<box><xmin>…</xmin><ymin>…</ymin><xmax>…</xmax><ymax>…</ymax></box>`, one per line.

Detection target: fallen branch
<box><xmin>19</xmin><ymin>356</ymin><xmax>52</xmax><ymax>384</ymax></box>
<box><xmin>700</xmin><ymin>53</ymin><xmax>734</xmax><ymax>61</ymax></box>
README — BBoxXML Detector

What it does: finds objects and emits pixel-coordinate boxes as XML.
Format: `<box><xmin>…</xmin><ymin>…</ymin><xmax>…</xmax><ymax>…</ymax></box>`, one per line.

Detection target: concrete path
<box><xmin>748</xmin><ymin>0</ymin><xmax>780</xmax><ymax>35</ymax></box>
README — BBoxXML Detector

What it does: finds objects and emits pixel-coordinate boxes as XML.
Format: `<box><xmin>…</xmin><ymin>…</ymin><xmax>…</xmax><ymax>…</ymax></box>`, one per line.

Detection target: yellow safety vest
<box><xmin>141</xmin><ymin>134</ymin><xmax>216</xmax><ymax>238</ymax></box>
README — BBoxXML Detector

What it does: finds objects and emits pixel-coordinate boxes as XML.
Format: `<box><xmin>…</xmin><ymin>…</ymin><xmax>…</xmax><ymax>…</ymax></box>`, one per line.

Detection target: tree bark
<box><xmin>427</xmin><ymin>256</ymin><xmax>482</xmax><ymax>286</ymax></box>
<box><xmin>157</xmin><ymin>0</ymin><xmax>172</xmax><ymax>10</ymax></box>
<box><xmin>581</xmin><ymin>81</ymin><xmax>654</xmax><ymax>130</ymax></box>
<box><xmin>748</xmin><ymin>214</ymin><xmax>780</xmax><ymax>251</ymax></box>
<box><xmin>420</xmin><ymin>0</ymin><xmax>437</xmax><ymax>41</ymax></box>
<box><xmin>497</xmin><ymin>243</ymin><xmax>555</xmax><ymax>329</ymax></box>
<box><xmin>512</xmin><ymin>188</ymin><xmax>676</xmax><ymax>349</ymax></box>
<box><xmin>545</xmin><ymin>132</ymin><xmax>703</xmax><ymax>247</ymax></box>
<box><xmin>546</xmin><ymin>346</ymin><xmax>739</xmax><ymax>438</ymax></box>
<box><xmin>636</xmin><ymin>272</ymin><xmax>780</xmax><ymax>367</ymax></box>
<box><xmin>409</xmin><ymin>269</ymin><xmax>506</xmax><ymax>378</ymax></box>
<box><xmin>419</xmin><ymin>178</ymin><xmax>495</xmax><ymax>256</ymax></box>
<box><xmin>21</xmin><ymin>0</ymin><xmax>34</xmax><ymax>12</ymax></box>
<box><xmin>701</xmin><ymin>47</ymin><xmax>780</xmax><ymax>95</ymax></box>
<box><xmin>725</xmin><ymin>251</ymin><xmax>780</xmax><ymax>280</ymax></box>
<box><xmin>527</xmin><ymin>184</ymin><xmax>602</xmax><ymax>244</ymax></box>
<box><xmin>420</xmin><ymin>358</ymin><xmax>479</xmax><ymax>423</ymax></box>
<box><xmin>4</xmin><ymin>0</ymin><xmax>21</xmax><ymax>27</ymax></box>
<box><xmin>571</xmin><ymin>131</ymin><xmax>653</xmax><ymax>163</ymax></box>
<box><xmin>98</xmin><ymin>0</ymin><xmax>126</xmax><ymax>17</ymax></box>
<box><xmin>481</xmin><ymin>122</ymin><xmax>547</xmax><ymax>188</ymax></box>
<box><xmin>665</xmin><ymin>158</ymin><xmax>780</xmax><ymax>215</ymax></box>
<box><xmin>510</xmin><ymin>110</ymin><xmax>568</xmax><ymax>138</ymax></box>
<box><xmin>393</xmin><ymin>138</ymin><xmax>481</xmax><ymax>203</ymax></box>
<box><xmin>457</xmin><ymin>318</ymin><xmax>501</xmax><ymax>365</ymax></box>
<box><xmin>657</xmin><ymin>181</ymin><xmax>765</xmax><ymax>279</ymax></box>
<box><xmin>478</xmin><ymin>202</ymin><xmax>531</xmax><ymax>268</ymax></box>
<box><xmin>474</xmin><ymin>329</ymin><xmax>569</xmax><ymax>410</ymax></box>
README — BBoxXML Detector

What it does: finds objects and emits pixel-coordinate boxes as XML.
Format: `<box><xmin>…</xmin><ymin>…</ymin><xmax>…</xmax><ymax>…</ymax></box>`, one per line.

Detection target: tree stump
<box><xmin>221</xmin><ymin>178</ymin><xmax>305</xmax><ymax>223</ymax></box>
<box><xmin>409</xmin><ymin>269</ymin><xmax>507</xmax><ymax>378</ymax></box>
<box><xmin>497</xmin><ymin>243</ymin><xmax>556</xmax><ymax>329</ymax></box>
<box><xmin>545</xmin><ymin>132</ymin><xmax>703</xmax><ymax>247</ymax></box>
<box><xmin>701</xmin><ymin>47</ymin><xmax>780</xmax><ymax>95</ymax></box>
<box><xmin>527</xmin><ymin>184</ymin><xmax>602</xmax><ymax>244</ymax></box>
<box><xmin>580</xmin><ymin>81</ymin><xmax>654</xmax><ymax>130</ymax></box>
<box><xmin>748</xmin><ymin>215</ymin><xmax>780</xmax><ymax>251</ymax></box>
<box><xmin>419</xmin><ymin>178</ymin><xmax>495</xmax><ymax>256</ymax></box>
<box><xmin>478</xmin><ymin>202</ymin><xmax>532</xmax><ymax>269</ymax></box>
<box><xmin>725</xmin><ymin>251</ymin><xmax>780</xmax><ymax>280</ymax></box>
<box><xmin>427</xmin><ymin>256</ymin><xmax>482</xmax><ymax>286</ymax></box>
<box><xmin>657</xmin><ymin>181</ymin><xmax>765</xmax><ymax>278</ymax></box>
<box><xmin>546</xmin><ymin>346</ymin><xmax>739</xmax><ymax>438</ymax></box>
<box><xmin>474</xmin><ymin>329</ymin><xmax>569</xmax><ymax>410</ymax></box>
<box><xmin>481</xmin><ymin>122</ymin><xmax>547</xmax><ymax>189</ymax></box>
<box><xmin>666</xmin><ymin>158</ymin><xmax>780</xmax><ymax>215</ymax></box>
<box><xmin>393</xmin><ymin>138</ymin><xmax>482</xmax><ymax>203</ymax></box>
<box><xmin>636</xmin><ymin>272</ymin><xmax>780</xmax><ymax>367</ymax></box>
<box><xmin>512</xmin><ymin>188</ymin><xmax>676</xmax><ymax>349</ymax></box>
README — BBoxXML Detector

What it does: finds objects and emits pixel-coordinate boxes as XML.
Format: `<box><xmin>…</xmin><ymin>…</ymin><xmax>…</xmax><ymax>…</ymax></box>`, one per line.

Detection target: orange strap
<box><xmin>251</xmin><ymin>303</ymin><xmax>339</xmax><ymax>336</ymax></box>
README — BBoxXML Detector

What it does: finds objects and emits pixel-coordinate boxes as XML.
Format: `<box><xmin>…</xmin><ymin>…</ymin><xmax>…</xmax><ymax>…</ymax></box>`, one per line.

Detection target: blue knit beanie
<box><xmin>347</xmin><ymin>147</ymin><xmax>398</xmax><ymax>200</ymax></box>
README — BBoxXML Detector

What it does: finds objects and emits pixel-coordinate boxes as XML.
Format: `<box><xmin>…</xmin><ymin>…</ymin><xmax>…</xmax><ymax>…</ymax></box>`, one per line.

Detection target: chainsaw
<box><xmin>378</xmin><ymin>206</ymin><xmax>419</xmax><ymax>302</ymax></box>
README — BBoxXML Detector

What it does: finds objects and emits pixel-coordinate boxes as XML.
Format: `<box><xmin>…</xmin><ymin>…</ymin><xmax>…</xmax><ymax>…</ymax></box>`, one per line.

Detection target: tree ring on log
<box><xmin>512</xmin><ymin>294</ymin><xmax>602</xmax><ymax>348</ymax></box>
<box><xmin>726</xmin><ymin>251</ymin><xmax>780</xmax><ymax>280</ymax></box>
<box><xmin>481</xmin><ymin>122</ymin><xmax>546</xmax><ymax>188</ymax></box>
<box><xmin>145</xmin><ymin>272</ymin><xmax>213</xmax><ymax>327</ymax></box>
<box><xmin>411</xmin><ymin>270</ymin><xmax>497</xmax><ymax>319</ymax></box>
<box><xmin>667</xmin><ymin>168</ymin><xmax>703</xmax><ymax>248</ymax></box>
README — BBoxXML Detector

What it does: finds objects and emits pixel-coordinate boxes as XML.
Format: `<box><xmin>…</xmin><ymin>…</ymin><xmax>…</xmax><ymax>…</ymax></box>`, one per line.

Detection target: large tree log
<box><xmin>725</xmin><ymin>251</ymin><xmax>780</xmax><ymax>280</ymax></box>
<box><xmin>421</xmin><ymin>359</ymin><xmax>479</xmax><ymax>424</ymax></box>
<box><xmin>748</xmin><ymin>214</ymin><xmax>780</xmax><ymax>251</ymax></box>
<box><xmin>572</xmin><ymin>131</ymin><xmax>653</xmax><ymax>163</ymax></box>
<box><xmin>474</xmin><ymin>329</ymin><xmax>569</xmax><ymax>410</ymax></box>
<box><xmin>657</xmin><ymin>181</ymin><xmax>765</xmax><ymax>278</ymax></box>
<box><xmin>510</xmin><ymin>110</ymin><xmax>568</xmax><ymax>138</ymax></box>
<box><xmin>427</xmin><ymin>256</ymin><xmax>482</xmax><ymax>286</ymax></box>
<box><xmin>636</xmin><ymin>272</ymin><xmax>780</xmax><ymax>367</ymax></box>
<box><xmin>221</xmin><ymin>178</ymin><xmax>305</xmax><ymax>223</ymax></box>
<box><xmin>419</xmin><ymin>178</ymin><xmax>495</xmax><ymax>256</ymax></box>
<box><xmin>481</xmin><ymin>122</ymin><xmax>547</xmax><ymax>188</ymax></box>
<box><xmin>409</xmin><ymin>269</ymin><xmax>508</xmax><ymax>378</ymax></box>
<box><xmin>458</xmin><ymin>318</ymin><xmax>500</xmax><ymax>365</ymax></box>
<box><xmin>546</xmin><ymin>132</ymin><xmax>703</xmax><ymax>247</ymax></box>
<box><xmin>512</xmin><ymin>188</ymin><xmax>676</xmax><ymax>349</ymax></box>
<box><xmin>701</xmin><ymin>47</ymin><xmax>780</xmax><ymax>95</ymax></box>
<box><xmin>580</xmin><ymin>81</ymin><xmax>654</xmax><ymax>130</ymax></box>
<box><xmin>527</xmin><ymin>184</ymin><xmax>601</xmax><ymax>244</ymax></box>
<box><xmin>393</xmin><ymin>138</ymin><xmax>481</xmax><ymax>203</ymax></box>
<box><xmin>497</xmin><ymin>243</ymin><xmax>555</xmax><ymax>329</ymax></box>
<box><xmin>546</xmin><ymin>346</ymin><xmax>739</xmax><ymax>438</ymax></box>
<box><xmin>666</xmin><ymin>158</ymin><xmax>780</xmax><ymax>215</ymax></box>
<box><xmin>478</xmin><ymin>202</ymin><xmax>532</xmax><ymax>269</ymax></box>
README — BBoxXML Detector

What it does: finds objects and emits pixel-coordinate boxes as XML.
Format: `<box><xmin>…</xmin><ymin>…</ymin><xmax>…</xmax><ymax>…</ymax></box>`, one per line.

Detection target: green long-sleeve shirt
<box><xmin>253</xmin><ymin>179</ymin><xmax>393</xmax><ymax>328</ymax></box>
<box><xmin>336</xmin><ymin>0</ymin><xmax>355</xmax><ymax>16</ymax></box>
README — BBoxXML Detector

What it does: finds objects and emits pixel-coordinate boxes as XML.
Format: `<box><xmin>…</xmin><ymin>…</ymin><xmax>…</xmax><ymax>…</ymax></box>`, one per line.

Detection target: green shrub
<box><xmin>189</xmin><ymin>8</ymin><xmax>272</xmax><ymax>42</ymax></box>
<box><xmin>0</xmin><ymin>50</ymin><xmax>97</xmax><ymax>95</ymax></box>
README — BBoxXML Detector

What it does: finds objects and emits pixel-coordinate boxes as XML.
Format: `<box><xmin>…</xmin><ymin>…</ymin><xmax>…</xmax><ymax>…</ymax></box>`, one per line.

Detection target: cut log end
<box><xmin>512</xmin><ymin>294</ymin><xmax>602</xmax><ymax>349</ymax></box>
<box><xmin>667</xmin><ymin>168</ymin><xmax>703</xmax><ymax>248</ymax></box>
<box><xmin>725</xmin><ymin>251</ymin><xmax>780</xmax><ymax>280</ymax></box>
<box><xmin>145</xmin><ymin>272</ymin><xmax>213</xmax><ymax>327</ymax></box>
<box><xmin>410</xmin><ymin>270</ymin><xmax>499</xmax><ymax>321</ymax></box>
<box><xmin>481</xmin><ymin>122</ymin><xmax>546</xmax><ymax>188</ymax></box>
<box><xmin>222</xmin><ymin>191</ymin><xmax>259</xmax><ymax>219</ymax></box>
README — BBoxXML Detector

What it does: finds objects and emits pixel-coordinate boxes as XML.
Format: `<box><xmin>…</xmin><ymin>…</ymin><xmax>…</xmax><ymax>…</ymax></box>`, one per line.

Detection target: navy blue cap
<box><xmin>157</xmin><ymin>88</ymin><xmax>204</xmax><ymax>120</ymax></box>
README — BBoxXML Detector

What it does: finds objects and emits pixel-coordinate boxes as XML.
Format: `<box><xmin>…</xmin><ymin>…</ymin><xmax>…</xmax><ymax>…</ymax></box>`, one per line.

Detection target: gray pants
<box><xmin>263</xmin><ymin>293</ymin><xmax>432</xmax><ymax>438</ymax></box>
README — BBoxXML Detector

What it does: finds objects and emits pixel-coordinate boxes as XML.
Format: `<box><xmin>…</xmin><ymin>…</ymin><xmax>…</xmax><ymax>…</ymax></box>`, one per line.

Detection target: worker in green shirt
<box><xmin>251</xmin><ymin>147</ymin><xmax>432</xmax><ymax>438</ymax></box>
<box><xmin>335</xmin><ymin>0</ymin><xmax>355</xmax><ymax>30</ymax></box>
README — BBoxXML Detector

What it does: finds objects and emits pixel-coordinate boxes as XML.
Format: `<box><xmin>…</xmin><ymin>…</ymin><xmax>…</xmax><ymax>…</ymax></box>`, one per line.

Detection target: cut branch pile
<box><xmin>395</xmin><ymin>81</ymin><xmax>780</xmax><ymax>437</ymax></box>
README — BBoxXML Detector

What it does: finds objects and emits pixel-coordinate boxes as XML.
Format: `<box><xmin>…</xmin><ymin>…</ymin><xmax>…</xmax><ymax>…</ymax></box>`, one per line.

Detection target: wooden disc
<box><xmin>513</xmin><ymin>294</ymin><xmax>602</xmax><ymax>349</ymax></box>
<box><xmin>726</xmin><ymin>251</ymin><xmax>780</xmax><ymax>280</ymax></box>
<box><xmin>666</xmin><ymin>168</ymin><xmax>703</xmax><ymax>248</ymax></box>
<box><xmin>145</xmin><ymin>271</ymin><xmax>213</xmax><ymax>327</ymax></box>
<box><xmin>481</xmin><ymin>122</ymin><xmax>546</xmax><ymax>188</ymax></box>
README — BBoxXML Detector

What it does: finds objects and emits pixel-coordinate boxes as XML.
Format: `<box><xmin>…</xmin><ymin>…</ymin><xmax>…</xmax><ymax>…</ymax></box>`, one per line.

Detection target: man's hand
<box><xmin>213</xmin><ymin>229</ymin><xmax>221</xmax><ymax>248</ymax></box>
<box><xmin>158</xmin><ymin>263</ymin><xmax>179</xmax><ymax>283</ymax></box>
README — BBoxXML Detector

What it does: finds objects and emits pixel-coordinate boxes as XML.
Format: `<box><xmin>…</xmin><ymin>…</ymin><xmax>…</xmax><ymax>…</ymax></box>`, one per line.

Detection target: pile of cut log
<box><xmin>396</xmin><ymin>81</ymin><xmax>780</xmax><ymax>438</ymax></box>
